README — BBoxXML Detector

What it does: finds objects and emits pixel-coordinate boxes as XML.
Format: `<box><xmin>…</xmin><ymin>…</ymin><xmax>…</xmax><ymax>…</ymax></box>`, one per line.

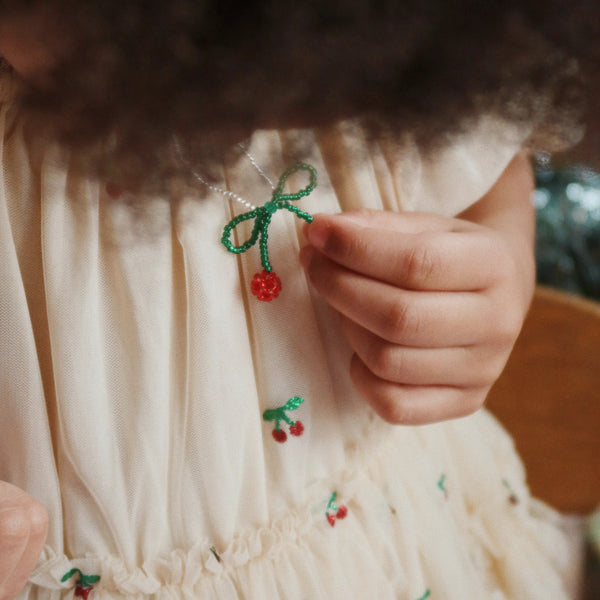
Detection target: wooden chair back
<box><xmin>486</xmin><ymin>286</ymin><xmax>600</xmax><ymax>513</ymax></box>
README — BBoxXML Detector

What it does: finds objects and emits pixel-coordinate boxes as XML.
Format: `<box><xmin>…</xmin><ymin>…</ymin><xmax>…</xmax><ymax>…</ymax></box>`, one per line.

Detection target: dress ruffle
<box><xmin>26</xmin><ymin>411</ymin><xmax>575</xmax><ymax>600</ymax></box>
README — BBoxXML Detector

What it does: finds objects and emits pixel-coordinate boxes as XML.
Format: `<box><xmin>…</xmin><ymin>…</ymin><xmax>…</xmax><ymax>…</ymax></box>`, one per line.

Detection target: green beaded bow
<box><xmin>221</xmin><ymin>163</ymin><xmax>316</xmax><ymax>274</ymax></box>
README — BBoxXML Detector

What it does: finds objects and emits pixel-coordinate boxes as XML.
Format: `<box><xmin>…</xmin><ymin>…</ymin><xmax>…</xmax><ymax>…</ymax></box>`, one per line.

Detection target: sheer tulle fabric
<box><xmin>0</xmin><ymin>70</ymin><xmax>575</xmax><ymax>599</ymax></box>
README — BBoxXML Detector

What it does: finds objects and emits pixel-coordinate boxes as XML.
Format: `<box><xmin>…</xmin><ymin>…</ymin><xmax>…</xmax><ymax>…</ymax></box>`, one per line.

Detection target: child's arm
<box><xmin>300</xmin><ymin>151</ymin><xmax>535</xmax><ymax>424</ymax></box>
<box><xmin>0</xmin><ymin>481</ymin><xmax>48</xmax><ymax>600</ymax></box>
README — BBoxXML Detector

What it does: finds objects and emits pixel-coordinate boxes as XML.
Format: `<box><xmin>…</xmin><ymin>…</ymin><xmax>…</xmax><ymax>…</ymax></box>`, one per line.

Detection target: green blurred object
<box><xmin>535</xmin><ymin>155</ymin><xmax>600</xmax><ymax>301</ymax></box>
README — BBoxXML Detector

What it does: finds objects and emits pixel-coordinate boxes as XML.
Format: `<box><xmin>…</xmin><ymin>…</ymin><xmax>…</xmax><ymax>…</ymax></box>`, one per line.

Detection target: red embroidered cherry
<box><xmin>105</xmin><ymin>181</ymin><xmax>142</xmax><ymax>199</ymax></box>
<box><xmin>105</xmin><ymin>182</ymin><xmax>123</xmax><ymax>199</ymax></box>
<box><xmin>325</xmin><ymin>492</ymin><xmax>348</xmax><ymax>526</ymax></box>
<box><xmin>336</xmin><ymin>505</ymin><xmax>348</xmax><ymax>520</ymax></box>
<box><xmin>289</xmin><ymin>421</ymin><xmax>304</xmax><ymax>437</ymax></box>
<box><xmin>272</xmin><ymin>429</ymin><xmax>287</xmax><ymax>443</ymax></box>
<box><xmin>60</xmin><ymin>569</ymin><xmax>99</xmax><ymax>598</ymax></box>
<box><xmin>251</xmin><ymin>270</ymin><xmax>282</xmax><ymax>301</ymax></box>
<box><xmin>263</xmin><ymin>397</ymin><xmax>304</xmax><ymax>443</ymax></box>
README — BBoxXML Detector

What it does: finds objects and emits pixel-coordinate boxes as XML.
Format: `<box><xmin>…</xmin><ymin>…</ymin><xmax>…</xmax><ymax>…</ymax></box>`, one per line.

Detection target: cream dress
<box><xmin>0</xmin><ymin>67</ymin><xmax>576</xmax><ymax>600</ymax></box>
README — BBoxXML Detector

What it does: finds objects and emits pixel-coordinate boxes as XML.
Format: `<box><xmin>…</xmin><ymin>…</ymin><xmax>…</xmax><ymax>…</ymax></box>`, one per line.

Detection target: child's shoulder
<box><xmin>317</xmin><ymin>116</ymin><xmax>529</xmax><ymax>218</ymax></box>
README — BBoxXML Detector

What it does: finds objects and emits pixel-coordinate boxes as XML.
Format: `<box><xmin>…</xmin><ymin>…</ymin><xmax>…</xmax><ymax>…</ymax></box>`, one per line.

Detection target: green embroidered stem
<box><xmin>221</xmin><ymin>163</ymin><xmax>316</xmax><ymax>272</ymax></box>
<box><xmin>61</xmin><ymin>569</ymin><xmax>100</xmax><ymax>589</ymax></box>
<box><xmin>263</xmin><ymin>396</ymin><xmax>305</xmax><ymax>442</ymax></box>
<box><xmin>325</xmin><ymin>491</ymin><xmax>348</xmax><ymax>525</ymax></box>
<box><xmin>416</xmin><ymin>590</ymin><xmax>431</xmax><ymax>600</ymax></box>
<box><xmin>502</xmin><ymin>478</ymin><xmax>520</xmax><ymax>504</ymax></box>
<box><xmin>327</xmin><ymin>492</ymin><xmax>340</xmax><ymax>512</ymax></box>
<box><xmin>437</xmin><ymin>474</ymin><xmax>447</xmax><ymax>497</ymax></box>
<box><xmin>262</xmin><ymin>396</ymin><xmax>304</xmax><ymax>431</ymax></box>
<box><xmin>209</xmin><ymin>546</ymin><xmax>222</xmax><ymax>563</ymax></box>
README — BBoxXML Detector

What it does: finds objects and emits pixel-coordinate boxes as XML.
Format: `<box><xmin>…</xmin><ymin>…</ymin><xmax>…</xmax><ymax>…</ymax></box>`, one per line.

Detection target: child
<box><xmin>0</xmin><ymin>2</ymin><xmax>596</xmax><ymax>599</ymax></box>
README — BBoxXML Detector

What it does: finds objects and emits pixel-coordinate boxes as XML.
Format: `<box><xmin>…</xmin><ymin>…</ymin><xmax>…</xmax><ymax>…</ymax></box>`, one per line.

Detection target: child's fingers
<box><xmin>341</xmin><ymin>318</ymin><xmax>505</xmax><ymax>388</ymax></box>
<box><xmin>3</xmin><ymin>510</ymin><xmax>47</xmax><ymax>599</ymax></box>
<box><xmin>303</xmin><ymin>212</ymin><xmax>497</xmax><ymax>291</ymax></box>
<box><xmin>300</xmin><ymin>248</ymin><xmax>517</xmax><ymax>348</ymax></box>
<box><xmin>349</xmin><ymin>354</ymin><xmax>490</xmax><ymax>425</ymax></box>
<box><xmin>0</xmin><ymin>482</ymin><xmax>48</xmax><ymax>600</ymax></box>
<box><xmin>0</xmin><ymin>509</ymin><xmax>30</xmax><ymax>593</ymax></box>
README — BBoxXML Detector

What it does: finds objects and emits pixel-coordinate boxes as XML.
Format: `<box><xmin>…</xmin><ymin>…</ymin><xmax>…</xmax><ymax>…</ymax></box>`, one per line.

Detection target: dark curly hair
<box><xmin>1</xmin><ymin>0</ymin><xmax>598</xmax><ymax>186</ymax></box>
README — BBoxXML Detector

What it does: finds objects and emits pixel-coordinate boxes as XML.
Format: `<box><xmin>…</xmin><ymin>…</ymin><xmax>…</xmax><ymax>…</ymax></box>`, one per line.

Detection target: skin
<box><xmin>301</xmin><ymin>151</ymin><xmax>535</xmax><ymax>424</ymax></box>
<box><xmin>0</xmin><ymin>21</ymin><xmax>535</xmax><ymax>600</ymax></box>
<box><xmin>0</xmin><ymin>12</ymin><xmax>62</xmax><ymax>80</ymax></box>
<box><xmin>0</xmin><ymin>483</ymin><xmax>48</xmax><ymax>600</ymax></box>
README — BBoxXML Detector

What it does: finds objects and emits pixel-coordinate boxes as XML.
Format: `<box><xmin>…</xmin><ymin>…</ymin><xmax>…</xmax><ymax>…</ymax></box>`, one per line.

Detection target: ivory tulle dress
<box><xmin>0</xmin><ymin>66</ymin><xmax>577</xmax><ymax>599</ymax></box>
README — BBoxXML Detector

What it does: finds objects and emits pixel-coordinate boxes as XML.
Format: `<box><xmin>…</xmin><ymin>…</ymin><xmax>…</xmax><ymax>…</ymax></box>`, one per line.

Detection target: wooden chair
<box><xmin>486</xmin><ymin>285</ymin><xmax>600</xmax><ymax>514</ymax></box>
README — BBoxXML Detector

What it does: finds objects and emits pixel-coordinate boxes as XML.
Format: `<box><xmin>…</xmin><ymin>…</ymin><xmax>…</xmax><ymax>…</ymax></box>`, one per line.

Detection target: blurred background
<box><xmin>535</xmin><ymin>155</ymin><xmax>600</xmax><ymax>301</ymax></box>
<box><xmin>530</xmin><ymin>126</ymin><xmax>600</xmax><ymax>598</ymax></box>
<box><xmin>536</xmin><ymin>109</ymin><xmax>600</xmax><ymax>301</ymax></box>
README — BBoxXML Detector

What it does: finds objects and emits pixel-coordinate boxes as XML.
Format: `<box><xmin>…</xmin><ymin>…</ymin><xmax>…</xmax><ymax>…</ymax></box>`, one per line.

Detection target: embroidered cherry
<box><xmin>326</xmin><ymin>492</ymin><xmax>348</xmax><ymax>526</ymax></box>
<box><xmin>336</xmin><ymin>505</ymin><xmax>348</xmax><ymax>520</ymax></box>
<box><xmin>272</xmin><ymin>428</ymin><xmax>288</xmax><ymax>443</ymax></box>
<box><xmin>105</xmin><ymin>182</ymin><xmax>124</xmax><ymax>199</ymax></box>
<box><xmin>251</xmin><ymin>270</ymin><xmax>282</xmax><ymax>301</ymax></box>
<box><xmin>61</xmin><ymin>569</ymin><xmax>100</xmax><ymax>599</ymax></box>
<box><xmin>221</xmin><ymin>163</ymin><xmax>316</xmax><ymax>300</ymax></box>
<box><xmin>502</xmin><ymin>478</ymin><xmax>520</xmax><ymax>505</ymax></box>
<box><xmin>263</xmin><ymin>396</ymin><xmax>305</xmax><ymax>443</ymax></box>
<box><xmin>75</xmin><ymin>587</ymin><xmax>92</xmax><ymax>600</ymax></box>
<box><xmin>289</xmin><ymin>421</ymin><xmax>304</xmax><ymax>436</ymax></box>
<box><xmin>105</xmin><ymin>181</ymin><xmax>142</xmax><ymax>199</ymax></box>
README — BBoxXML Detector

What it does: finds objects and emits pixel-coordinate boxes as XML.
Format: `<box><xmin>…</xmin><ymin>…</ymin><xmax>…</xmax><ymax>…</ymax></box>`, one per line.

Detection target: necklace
<box><xmin>175</xmin><ymin>140</ymin><xmax>264</xmax><ymax>210</ymax></box>
<box><xmin>174</xmin><ymin>138</ymin><xmax>317</xmax><ymax>301</ymax></box>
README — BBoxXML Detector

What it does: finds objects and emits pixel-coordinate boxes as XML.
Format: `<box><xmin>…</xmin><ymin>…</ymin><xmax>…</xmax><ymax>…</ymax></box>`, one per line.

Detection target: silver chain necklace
<box><xmin>173</xmin><ymin>137</ymin><xmax>276</xmax><ymax>211</ymax></box>
<box><xmin>173</xmin><ymin>135</ymin><xmax>317</xmax><ymax>302</ymax></box>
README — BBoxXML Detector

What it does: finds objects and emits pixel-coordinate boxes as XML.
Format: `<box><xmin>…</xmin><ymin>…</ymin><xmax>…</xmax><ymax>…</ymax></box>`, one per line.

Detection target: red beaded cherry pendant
<box><xmin>221</xmin><ymin>163</ymin><xmax>316</xmax><ymax>301</ymax></box>
<box><xmin>251</xmin><ymin>270</ymin><xmax>282</xmax><ymax>301</ymax></box>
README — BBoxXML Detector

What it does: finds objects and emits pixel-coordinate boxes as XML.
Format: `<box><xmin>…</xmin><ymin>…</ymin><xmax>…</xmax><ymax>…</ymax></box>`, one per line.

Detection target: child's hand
<box><xmin>0</xmin><ymin>481</ymin><xmax>48</xmax><ymax>600</ymax></box>
<box><xmin>300</xmin><ymin>151</ymin><xmax>535</xmax><ymax>425</ymax></box>
<box><xmin>300</xmin><ymin>209</ymin><xmax>532</xmax><ymax>424</ymax></box>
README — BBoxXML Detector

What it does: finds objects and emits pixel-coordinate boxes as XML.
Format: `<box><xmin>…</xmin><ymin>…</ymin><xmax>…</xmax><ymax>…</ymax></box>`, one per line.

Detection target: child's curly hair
<box><xmin>1</xmin><ymin>0</ymin><xmax>598</xmax><ymax>184</ymax></box>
